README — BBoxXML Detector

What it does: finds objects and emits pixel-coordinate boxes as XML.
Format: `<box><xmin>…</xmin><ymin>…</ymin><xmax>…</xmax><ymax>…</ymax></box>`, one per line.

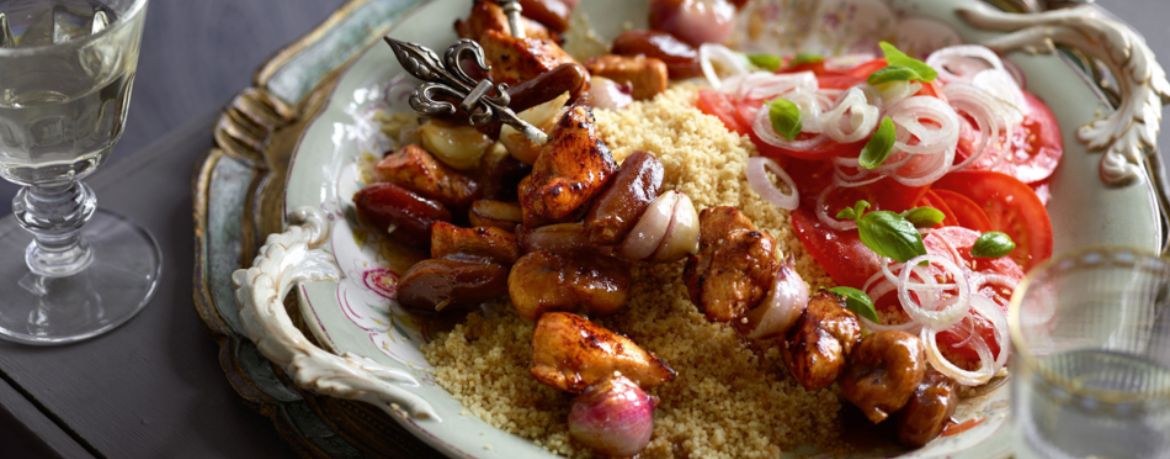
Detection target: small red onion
<box><xmin>620</xmin><ymin>191</ymin><xmax>679</xmax><ymax>260</ymax></box>
<box><xmin>742</xmin><ymin>260</ymin><xmax>809</xmax><ymax>340</ymax></box>
<box><xmin>648</xmin><ymin>0</ymin><xmax>736</xmax><ymax>46</ymax></box>
<box><xmin>588</xmin><ymin>77</ymin><xmax>634</xmax><ymax>111</ymax></box>
<box><xmin>568</xmin><ymin>374</ymin><xmax>656</xmax><ymax>456</ymax></box>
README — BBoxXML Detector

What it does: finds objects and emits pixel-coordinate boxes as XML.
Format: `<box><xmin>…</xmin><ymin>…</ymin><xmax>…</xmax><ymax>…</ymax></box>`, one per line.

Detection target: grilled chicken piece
<box><xmin>397</xmin><ymin>256</ymin><xmax>509</xmax><ymax>313</ymax></box>
<box><xmin>840</xmin><ymin>329</ymin><xmax>927</xmax><ymax>424</ymax></box>
<box><xmin>430</xmin><ymin>221</ymin><xmax>520</xmax><ymax>265</ymax></box>
<box><xmin>584</xmin><ymin>55</ymin><xmax>669</xmax><ymax>100</ymax></box>
<box><xmin>376</xmin><ymin>143</ymin><xmax>479</xmax><ymax>208</ymax></box>
<box><xmin>480</xmin><ymin>29</ymin><xmax>576</xmax><ymax>86</ymax></box>
<box><xmin>354</xmin><ymin>182</ymin><xmax>451</xmax><ymax>246</ymax></box>
<box><xmin>531</xmin><ymin>312</ymin><xmax>675</xmax><ymax>393</ymax></box>
<box><xmin>684</xmin><ymin>207</ymin><xmax>780</xmax><ymax>323</ymax></box>
<box><xmin>583</xmin><ymin>151</ymin><xmax>664</xmax><ymax>246</ymax></box>
<box><xmin>469</xmin><ymin>200</ymin><xmax>523</xmax><ymax>231</ymax></box>
<box><xmin>782</xmin><ymin>292</ymin><xmax>863</xmax><ymax>390</ymax></box>
<box><xmin>508</xmin><ymin>250</ymin><xmax>629</xmax><ymax>320</ymax></box>
<box><xmin>456</xmin><ymin>0</ymin><xmax>557</xmax><ymax>43</ymax></box>
<box><xmin>896</xmin><ymin>371</ymin><xmax>958</xmax><ymax>447</ymax></box>
<box><xmin>518</xmin><ymin>105</ymin><xmax>617</xmax><ymax>227</ymax></box>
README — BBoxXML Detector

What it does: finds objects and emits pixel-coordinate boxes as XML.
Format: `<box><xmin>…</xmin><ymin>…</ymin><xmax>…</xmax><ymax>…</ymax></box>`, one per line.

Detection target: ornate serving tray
<box><xmin>195</xmin><ymin>0</ymin><xmax>1169</xmax><ymax>457</ymax></box>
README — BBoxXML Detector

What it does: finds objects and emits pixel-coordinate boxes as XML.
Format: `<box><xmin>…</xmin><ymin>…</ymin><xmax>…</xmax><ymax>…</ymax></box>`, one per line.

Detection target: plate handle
<box><xmin>958</xmin><ymin>4</ymin><xmax>1170</xmax><ymax>188</ymax></box>
<box><xmin>231</xmin><ymin>207</ymin><xmax>439</xmax><ymax>421</ymax></box>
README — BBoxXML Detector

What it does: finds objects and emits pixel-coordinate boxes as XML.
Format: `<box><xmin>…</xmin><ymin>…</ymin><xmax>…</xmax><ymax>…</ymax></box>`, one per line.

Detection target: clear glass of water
<box><xmin>0</xmin><ymin>0</ymin><xmax>158</xmax><ymax>344</ymax></box>
<box><xmin>1010</xmin><ymin>248</ymin><xmax>1170</xmax><ymax>458</ymax></box>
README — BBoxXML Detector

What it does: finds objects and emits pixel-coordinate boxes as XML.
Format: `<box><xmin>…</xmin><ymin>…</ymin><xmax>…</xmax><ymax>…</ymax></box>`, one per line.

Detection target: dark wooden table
<box><xmin>0</xmin><ymin>0</ymin><xmax>1167</xmax><ymax>457</ymax></box>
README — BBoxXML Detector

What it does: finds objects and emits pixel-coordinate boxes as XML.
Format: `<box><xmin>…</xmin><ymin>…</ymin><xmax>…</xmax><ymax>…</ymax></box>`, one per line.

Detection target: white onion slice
<box><xmin>897</xmin><ymin>254</ymin><xmax>971</xmax><ymax>330</ymax></box>
<box><xmin>883</xmin><ymin>96</ymin><xmax>960</xmax><ymax>186</ymax></box>
<box><xmin>814</xmin><ymin>186</ymin><xmax>857</xmax><ymax>231</ymax></box>
<box><xmin>746</xmin><ymin>156</ymin><xmax>799</xmax><ymax>210</ymax></box>
<box><xmin>723</xmin><ymin>71</ymin><xmax>817</xmax><ymax>103</ymax></box>
<box><xmin>971</xmin><ymin>69</ymin><xmax>1026</xmax><ymax>122</ymax></box>
<box><xmin>926</xmin><ymin>45</ymin><xmax>1005</xmax><ymax>84</ymax></box>
<box><xmin>699</xmin><ymin>44</ymin><xmax>751</xmax><ymax>90</ymax></box>
<box><xmin>944</xmin><ymin>82</ymin><xmax>1008</xmax><ymax>171</ymax></box>
<box><xmin>821</xmin><ymin>87</ymin><xmax>880</xmax><ymax>143</ymax></box>
<box><xmin>968</xmin><ymin>295</ymin><xmax>1011</xmax><ymax>370</ymax></box>
<box><xmin>922</xmin><ymin>326</ymin><xmax>996</xmax><ymax>386</ymax></box>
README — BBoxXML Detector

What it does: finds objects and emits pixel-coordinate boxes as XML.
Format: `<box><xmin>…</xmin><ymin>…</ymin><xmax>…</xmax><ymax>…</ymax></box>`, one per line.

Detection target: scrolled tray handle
<box><xmin>231</xmin><ymin>207</ymin><xmax>439</xmax><ymax>420</ymax></box>
<box><xmin>959</xmin><ymin>3</ymin><xmax>1170</xmax><ymax>187</ymax></box>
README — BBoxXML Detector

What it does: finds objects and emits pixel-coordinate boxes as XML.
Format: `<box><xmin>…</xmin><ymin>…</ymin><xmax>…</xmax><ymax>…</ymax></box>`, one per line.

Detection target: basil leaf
<box><xmin>866</xmin><ymin>66</ymin><xmax>926</xmax><ymax>86</ymax></box>
<box><xmin>878</xmin><ymin>41</ymin><xmax>937</xmax><ymax>82</ymax></box>
<box><xmin>790</xmin><ymin>53</ymin><xmax>824</xmax><ymax>67</ymax></box>
<box><xmin>829</xmin><ymin>286</ymin><xmax>879</xmax><ymax>322</ymax></box>
<box><xmin>901</xmin><ymin>206</ymin><xmax>946</xmax><ymax>228</ymax></box>
<box><xmin>836</xmin><ymin>207</ymin><xmax>858</xmax><ymax>220</ymax></box>
<box><xmin>748</xmin><ymin>53</ymin><xmax>783</xmax><ymax>72</ymax></box>
<box><xmin>856</xmin><ymin>210</ymin><xmax>927</xmax><ymax>262</ymax></box>
<box><xmin>971</xmin><ymin>231</ymin><xmax>1016</xmax><ymax>258</ymax></box>
<box><xmin>767</xmin><ymin>98</ymin><xmax>802</xmax><ymax>140</ymax></box>
<box><xmin>859</xmin><ymin>116</ymin><xmax>896</xmax><ymax>169</ymax></box>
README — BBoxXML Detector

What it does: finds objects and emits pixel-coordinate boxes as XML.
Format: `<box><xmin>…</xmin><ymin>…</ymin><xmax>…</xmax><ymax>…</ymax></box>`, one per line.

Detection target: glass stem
<box><xmin>12</xmin><ymin>181</ymin><xmax>96</xmax><ymax>278</ymax></box>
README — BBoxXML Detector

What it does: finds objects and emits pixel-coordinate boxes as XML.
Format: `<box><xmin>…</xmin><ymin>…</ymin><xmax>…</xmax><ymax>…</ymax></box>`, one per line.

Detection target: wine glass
<box><xmin>0</xmin><ymin>0</ymin><xmax>158</xmax><ymax>344</ymax></box>
<box><xmin>1010</xmin><ymin>248</ymin><xmax>1170</xmax><ymax>458</ymax></box>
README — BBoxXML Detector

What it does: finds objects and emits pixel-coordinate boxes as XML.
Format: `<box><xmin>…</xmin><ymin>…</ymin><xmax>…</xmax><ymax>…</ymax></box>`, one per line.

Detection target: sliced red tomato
<box><xmin>790</xmin><ymin>209</ymin><xmax>883</xmax><ymax>288</ymax></box>
<box><xmin>784</xmin><ymin>58</ymin><xmax>888</xmax><ymax>89</ymax></box>
<box><xmin>696</xmin><ymin>89</ymin><xmax>748</xmax><ymax>134</ymax></box>
<box><xmin>924</xmin><ymin>227</ymin><xmax>1024</xmax><ymax>363</ymax></box>
<box><xmin>934</xmin><ymin>171</ymin><xmax>1053</xmax><ymax>270</ymax></box>
<box><xmin>957</xmin><ymin>92</ymin><xmax>1063</xmax><ymax>184</ymax></box>
<box><xmin>931</xmin><ymin>189</ymin><xmax>993</xmax><ymax>232</ymax></box>
<box><xmin>916</xmin><ymin>190</ymin><xmax>959</xmax><ymax>227</ymax></box>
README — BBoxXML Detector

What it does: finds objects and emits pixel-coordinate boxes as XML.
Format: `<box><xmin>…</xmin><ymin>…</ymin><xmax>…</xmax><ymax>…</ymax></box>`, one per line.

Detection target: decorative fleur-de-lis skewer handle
<box><xmin>384</xmin><ymin>37</ymin><xmax>549</xmax><ymax>145</ymax></box>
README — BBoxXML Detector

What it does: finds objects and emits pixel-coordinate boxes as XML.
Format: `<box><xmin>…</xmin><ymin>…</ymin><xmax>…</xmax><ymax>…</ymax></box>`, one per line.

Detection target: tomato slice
<box><xmin>931</xmin><ymin>189</ymin><xmax>993</xmax><ymax>232</ymax></box>
<box><xmin>933</xmin><ymin>171</ymin><xmax>1053</xmax><ymax>269</ymax></box>
<box><xmin>957</xmin><ymin>92</ymin><xmax>1063</xmax><ymax>184</ymax></box>
<box><xmin>784</xmin><ymin>58</ymin><xmax>888</xmax><ymax>89</ymax></box>
<box><xmin>791</xmin><ymin>209</ymin><xmax>883</xmax><ymax>288</ymax></box>
<box><xmin>696</xmin><ymin>89</ymin><xmax>748</xmax><ymax>134</ymax></box>
<box><xmin>917</xmin><ymin>190</ymin><xmax>959</xmax><ymax>227</ymax></box>
<box><xmin>924</xmin><ymin>227</ymin><xmax>1024</xmax><ymax>364</ymax></box>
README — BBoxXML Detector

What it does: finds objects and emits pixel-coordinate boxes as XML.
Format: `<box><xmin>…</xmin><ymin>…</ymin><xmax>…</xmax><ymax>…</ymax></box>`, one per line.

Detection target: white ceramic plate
<box><xmin>257</xmin><ymin>0</ymin><xmax>1165</xmax><ymax>457</ymax></box>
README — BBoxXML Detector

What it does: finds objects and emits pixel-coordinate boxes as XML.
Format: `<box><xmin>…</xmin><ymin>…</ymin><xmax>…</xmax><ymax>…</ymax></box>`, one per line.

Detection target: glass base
<box><xmin>0</xmin><ymin>209</ymin><xmax>161</xmax><ymax>345</ymax></box>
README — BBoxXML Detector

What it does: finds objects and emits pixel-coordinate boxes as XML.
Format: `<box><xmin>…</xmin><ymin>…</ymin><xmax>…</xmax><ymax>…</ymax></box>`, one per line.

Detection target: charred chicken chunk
<box><xmin>455</xmin><ymin>0</ymin><xmax>557</xmax><ymax>43</ymax></box>
<box><xmin>518</xmin><ymin>105</ymin><xmax>618</xmax><ymax>227</ymax></box>
<box><xmin>584</xmin><ymin>55</ymin><xmax>669</xmax><ymax>101</ymax></box>
<box><xmin>781</xmin><ymin>292</ymin><xmax>862</xmax><ymax>390</ymax></box>
<box><xmin>895</xmin><ymin>371</ymin><xmax>959</xmax><ymax>448</ymax></box>
<box><xmin>583</xmin><ymin>151</ymin><xmax>664</xmax><ymax>246</ymax></box>
<box><xmin>509</xmin><ymin>250</ymin><xmax>630</xmax><ymax>320</ymax></box>
<box><xmin>684</xmin><ymin>206</ymin><xmax>780</xmax><ymax>323</ymax></box>
<box><xmin>840</xmin><ymin>330</ymin><xmax>927</xmax><ymax>424</ymax></box>
<box><xmin>354</xmin><ymin>182</ymin><xmax>452</xmax><ymax>246</ymax></box>
<box><xmin>480</xmin><ymin>29</ymin><xmax>576</xmax><ymax>86</ymax></box>
<box><xmin>430</xmin><ymin>221</ymin><xmax>520</xmax><ymax>265</ymax></box>
<box><xmin>376</xmin><ymin>143</ymin><xmax>479</xmax><ymax>208</ymax></box>
<box><xmin>531</xmin><ymin>312</ymin><xmax>675</xmax><ymax>393</ymax></box>
<box><xmin>397</xmin><ymin>256</ymin><xmax>509</xmax><ymax>313</ymax></box>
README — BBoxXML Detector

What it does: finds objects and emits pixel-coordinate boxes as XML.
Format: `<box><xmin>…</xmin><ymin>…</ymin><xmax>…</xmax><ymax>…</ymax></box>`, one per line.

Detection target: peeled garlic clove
<box><xmin>619</xmin><ymin>190</ymin><xmax>679</xmax><ymax>261</ymax></box>
<box><xmin>418</xmin><ymin>119</ymin><xmax>493</xmax><ymax>170</ymax></box>
<box><xmin>500</xmin><ymin>92</ymin><xmax>570</xmax><ymax>164</ymax></box>
<box><xmin>741</xmin><ymin>260</ymin><xmax>809</xmax><ymax>340</ymax></box>
<box><xmin>651</xmin><ymin>192</ymin><xmax>699</xmax><ymax>261</ymax></box>
<box><xmin>568</xmin><ymin>374</ymin><xmax>656</xmax><ymax>457</ymax></box>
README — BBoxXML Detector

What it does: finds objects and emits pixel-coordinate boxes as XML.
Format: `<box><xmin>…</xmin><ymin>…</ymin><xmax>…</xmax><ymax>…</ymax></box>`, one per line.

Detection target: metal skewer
<box><xmin>384</xmin><ymin>37</ymin><xmax>548</xmax><ymax>144</ymax></box>
<box><xmin>384</xmin><ymin>0</ymin><xmax>548</xmax><ymax>144</ymax></box>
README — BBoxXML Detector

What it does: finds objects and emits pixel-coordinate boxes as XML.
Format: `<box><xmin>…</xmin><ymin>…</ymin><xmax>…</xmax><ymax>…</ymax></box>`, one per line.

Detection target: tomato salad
<box><xmin>697</xmin><ymin>42</ymin><xmax>1059</xmax><ymax>386</ymax></box>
